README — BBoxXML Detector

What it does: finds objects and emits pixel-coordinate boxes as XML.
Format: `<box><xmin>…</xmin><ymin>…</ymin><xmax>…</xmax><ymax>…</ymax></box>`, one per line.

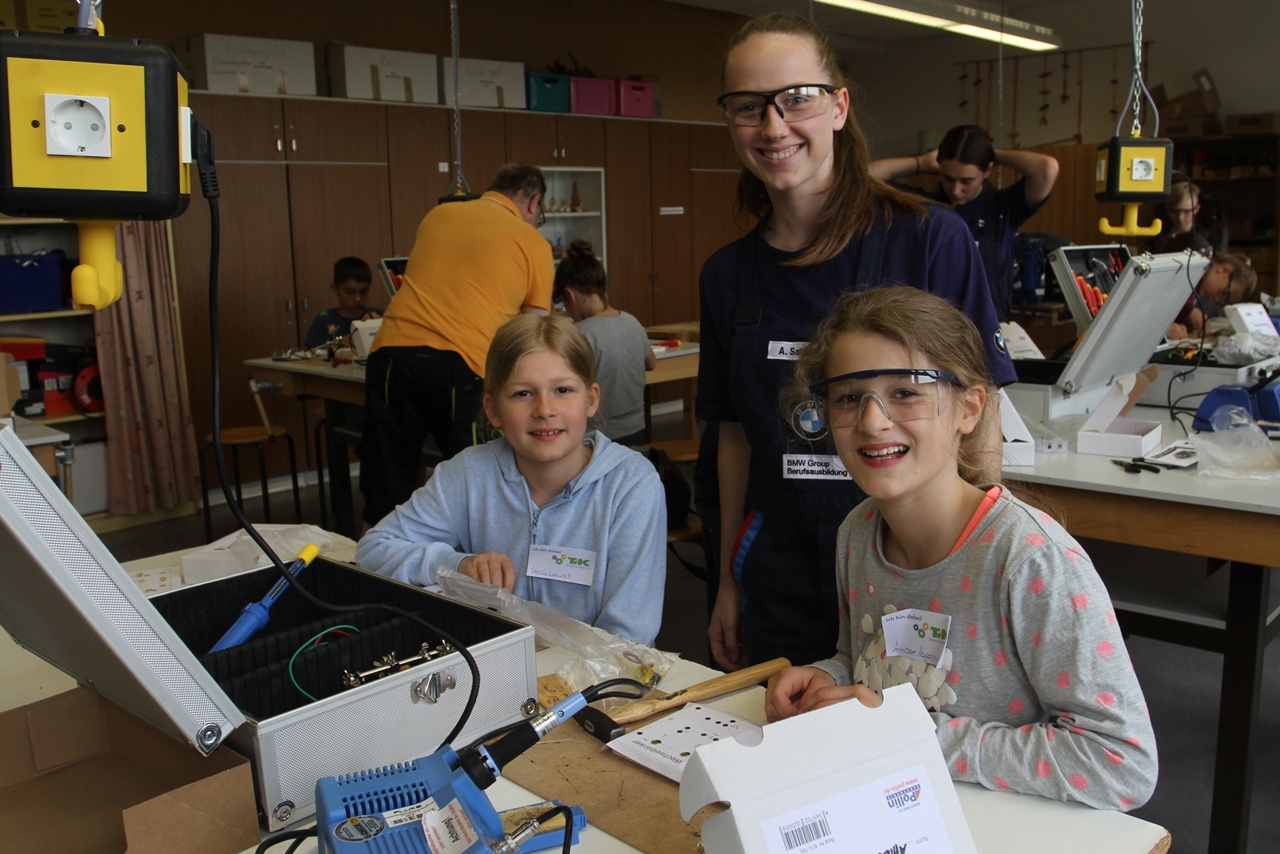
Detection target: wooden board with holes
<box><xmin>501</xmin><ymin>674</ymin><xmax>722</xmax><ymax>853</ymax></box>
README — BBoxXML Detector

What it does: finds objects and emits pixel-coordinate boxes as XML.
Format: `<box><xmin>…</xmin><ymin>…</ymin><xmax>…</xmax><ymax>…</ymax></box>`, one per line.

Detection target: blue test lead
<box><xmin>208</xmin><ymin>543</ymin><xmax>320</xmax><ymax>654</ymax></box>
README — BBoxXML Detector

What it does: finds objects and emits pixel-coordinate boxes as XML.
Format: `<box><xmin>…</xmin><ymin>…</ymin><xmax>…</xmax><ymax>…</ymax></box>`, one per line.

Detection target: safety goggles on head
<box><xmin>792</xmin><ymin>368</ymin><xmax>963</xmax><ymax>438</ymax></box>
<box><xmin>716</xmin><ymin>84</ymin><xmax>838</xmax><ymax>127</ymax></box>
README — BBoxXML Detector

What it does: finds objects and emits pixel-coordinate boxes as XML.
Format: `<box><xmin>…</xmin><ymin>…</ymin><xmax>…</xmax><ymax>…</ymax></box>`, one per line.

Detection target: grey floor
<box><xmin>100</xmin><ymin>412</ymin><xmax>1279</xmax><ymax>854</ymax></box>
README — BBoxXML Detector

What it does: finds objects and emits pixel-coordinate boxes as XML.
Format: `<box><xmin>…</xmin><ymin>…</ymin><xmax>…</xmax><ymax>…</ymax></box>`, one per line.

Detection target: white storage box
<box><xmin>324</xmin><ymin>44</ymin><xmax>438</xmax><ymax>103</ymax></box>
<box><xmin>0</xmin><ymin>429</ymin><xmax>537</xmax><ymax>833</ymax></box>
<box><xmin>174</xmin><ymin>33</ymin><xmax>317</xmax><ymax>95</ymax></box>
<box><xmin>440</xmin><ymin>57</ymin><xmax>526</xmax><ymax>109</ymax></box>
<box><xmin>1075</xmin><ymin>374</ymin><xmax>1162</xmax><ymax>458</ymax></box>
<box><xmin>681</xmin><ymin>684</ymin><xmax>976</xmax><ymax>854</ymax></box>
<box><xmin>999</xmin><ymin>388</ymin><xmax>1036</xmax><ymax>467</ymax></box>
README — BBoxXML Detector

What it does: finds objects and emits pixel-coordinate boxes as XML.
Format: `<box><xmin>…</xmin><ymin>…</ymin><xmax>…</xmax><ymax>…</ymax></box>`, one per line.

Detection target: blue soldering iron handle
<box><xmin>207</xmin><ymin>544</ymin><xmax>320</xmax><ymax>654</ymax></box>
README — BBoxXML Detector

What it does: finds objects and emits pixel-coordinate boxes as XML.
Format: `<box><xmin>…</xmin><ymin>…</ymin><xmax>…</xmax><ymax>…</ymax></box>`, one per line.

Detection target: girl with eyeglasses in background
<box><xmin>765</xmin><ymin>286</ymin><xmax>1157</xmax><ymax>811</ymax></box>
<box><xmin>697</xmin><ymin>12</ymin><xmax>1016</xmax><ymax>672</ymax></box>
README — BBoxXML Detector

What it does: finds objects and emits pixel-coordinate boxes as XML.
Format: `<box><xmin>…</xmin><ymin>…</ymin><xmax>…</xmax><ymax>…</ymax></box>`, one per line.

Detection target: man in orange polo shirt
<box><xmin>359</xmin><ymin>164</ymin><xmax>554</xmax><ymax>530</ymax></box>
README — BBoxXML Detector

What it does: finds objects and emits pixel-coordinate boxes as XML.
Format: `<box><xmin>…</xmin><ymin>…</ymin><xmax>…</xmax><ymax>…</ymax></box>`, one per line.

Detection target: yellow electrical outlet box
<box><xmin>1094</xmin><ymin>137</ymin><xmax>1174</xmax><ymax>204</ymax></box>
<box><xmin>0</xmin><ymin>30</ymin><xmax>190</xmax><ymax>221</ymax></box>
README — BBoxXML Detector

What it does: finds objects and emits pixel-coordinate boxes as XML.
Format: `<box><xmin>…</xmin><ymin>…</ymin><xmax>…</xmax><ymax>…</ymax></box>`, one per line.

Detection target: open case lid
<box><xmin>377</xmin><ymin>256</ymin><xmax>409</xmax><ymax>299</ymax></box>
<box><xmin>1048</xmin><ymin>243</ymin><xmax>1132</xmax><ymax>334</ymax></box>
<box><xmin>0</xmin><ymin>427</ymin><xmax>243</xmax><ymax>755</ymax></box>
<box><xmin>1057</xmin><ymin>251</ymin><xmax>1210</xmax><ymax>396</ymax></box>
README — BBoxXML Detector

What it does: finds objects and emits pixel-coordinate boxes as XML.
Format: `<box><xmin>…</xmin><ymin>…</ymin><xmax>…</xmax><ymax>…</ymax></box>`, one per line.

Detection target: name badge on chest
<box><xmin>527</xmin><ymin>544</ymin><xmax>596</xmax><ymax>586</ymax></box>
<box><xmin>767</xmin><ymin>340</ymin><xmax>806</xmax><ymax>360</ymax></box>
<box><xmin>782</xmin><ymin>453</ymin><xmax>850</xmax><ymax>480</ymax></box>
<box><xmin>882</xmin><ymin>608</ymin><xmax>952</xmax><ymax>666</ymax></box>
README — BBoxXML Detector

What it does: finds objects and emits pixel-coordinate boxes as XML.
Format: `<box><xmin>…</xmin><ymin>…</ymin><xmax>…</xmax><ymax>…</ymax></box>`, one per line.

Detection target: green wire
<box><xmin>288</xmin><ymin>624</ymin><xmax>361</xmax><ymax>702</ymax></box>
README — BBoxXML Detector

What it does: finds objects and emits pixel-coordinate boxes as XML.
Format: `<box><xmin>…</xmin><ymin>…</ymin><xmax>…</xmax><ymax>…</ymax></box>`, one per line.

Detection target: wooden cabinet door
<box><xmin>689</xmin><ymin>123</ymin><xmax>748</xmax><ymax>300</ymax></box>
<box><xmin>555</xmin><ymin>115</ymin><xmax>605</xmax><ymax>167</ymax></box>
<box><xmin>649</xmin><ymin>122</ymin><xmax>693</xmax><ymax>325</ymax></box>
<box><xmin>171</xmin><ymin>161</ymin><xmax>303</xmax><ymax>486</ymax></box>
<box><xmin>505</xmin><ymin>112</ymin><xmax>559</xmax><ymax>165</ymax></box>
<box><xmin>387</xmin><ymin>105</ymin><xmax>452</xmax><ymax>256</ymax></box>
<box><xmin>605</xmin><ymin>119</ymin><xmax>653</xmax><ymax>325</ymax></box>
<box><xmin>188</xmin><ymin>93</ymin><xmax>284</xmax><ymax>162</ymax></box>
<box><xmin>288</xmin><ymin>163</ymin><xmax>394</xmax><ymax>325</ymax></box>
<box><xmin>451</xmin><ymin>109</ymin><xmax>507</xmax><ymax>195</ymax></box>
<box><xmin>281</xmin><ymin>99</ymin><xmax>388</xmax><ymax>164</ymax></box>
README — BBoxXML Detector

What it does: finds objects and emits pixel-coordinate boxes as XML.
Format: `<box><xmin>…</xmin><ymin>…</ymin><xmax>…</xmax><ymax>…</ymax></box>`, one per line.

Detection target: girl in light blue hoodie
<box><xmin>355</xmin><ymin>313</ymin><xmax>667</xmax><ymax>645</ymax></box>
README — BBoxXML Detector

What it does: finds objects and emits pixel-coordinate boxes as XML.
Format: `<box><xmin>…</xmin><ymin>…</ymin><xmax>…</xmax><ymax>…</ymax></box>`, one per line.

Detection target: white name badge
<box><xmin>526</xmin><ymin>543</ymin><xmax>596</xmax><ymax>586</ymax></box>
<box><xmin>782</xmin><ymin>454</ymin><xmax>850</xmax><ymax>480</ymax></box>
<box><xmin>767</xmin><ymin>340</ymin><xmax>806</xmax><ymax>360</ymax></box>
<box><xmin>882</xmin><ymin>609</ymin><xmax>952</xmax><ymax>666</ymax></box>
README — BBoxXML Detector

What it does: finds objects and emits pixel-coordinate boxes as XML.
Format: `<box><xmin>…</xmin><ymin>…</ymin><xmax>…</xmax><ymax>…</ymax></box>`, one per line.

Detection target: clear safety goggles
<box><xmin>716</xmin><ymin>84</ymin><xmax>838</xmax><ymax>127</ymax></box>
<box><xmin>793</xmin><ymin>369</ymin><xmax>963</xmax><ymax>438</ymax></box>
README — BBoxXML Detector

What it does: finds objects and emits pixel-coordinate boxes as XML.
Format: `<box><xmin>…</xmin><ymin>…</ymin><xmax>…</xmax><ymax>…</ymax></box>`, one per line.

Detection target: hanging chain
<box><xmin>1130</xmin><ymin>0</ymin><xmax>1144</xmax><ymax>136</ymax></box>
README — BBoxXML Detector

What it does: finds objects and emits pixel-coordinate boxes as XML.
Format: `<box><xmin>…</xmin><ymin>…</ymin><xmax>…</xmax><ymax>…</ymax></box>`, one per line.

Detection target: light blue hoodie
<box><xmin>355</xmin><ymin>432</ymin><xmax>667</xmax><ymax>645</ymax></box>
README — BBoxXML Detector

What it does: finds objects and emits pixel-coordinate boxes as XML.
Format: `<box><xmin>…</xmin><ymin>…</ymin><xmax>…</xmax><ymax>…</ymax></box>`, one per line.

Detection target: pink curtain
<box><xmin>94</xmin><ymin>221</ymin><xmax>201</xmax><ymax>516</ymax></box>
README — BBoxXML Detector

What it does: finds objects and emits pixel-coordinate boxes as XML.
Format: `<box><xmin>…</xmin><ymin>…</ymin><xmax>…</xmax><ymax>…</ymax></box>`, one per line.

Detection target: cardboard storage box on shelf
<box><xmin>1164</xmin><ymin>115</ymin><xmax>1222</xmax><ymax>138</ymax></box>
<box><xmin>1155</xmin><ymin>67</ymin><xmax>1221</xmax><ymax>122</ymax></box>
<box><xmin>440</xmin><ymin>57</ymin><xmax>525</xmax><ymax>108</ymax></box>
<box><xmin>0</xmin><ymin>251</ymin><xmax>66</xmax><ymax>314</ymax></box>
<box><xmin>1</xmin><ymin>352</ymin><xmax>21</xmax><ymax>415</ymax></box>
<box><xmin>570</xmin><ymin>76</ymin><xmax>616</xmax><ymax>115</ymax></box>
<box><xmin>173</xmin><ymin>33</ymin><xmax>316</xmax><ymax>96</ymax></box>
<box><xmin>1225</xmin><ymin>112</ymin><xmax>1280</xmax><ymax>134</ymax></box>
<box><xmin>0</xmin><ymin>426</ymin><xmax>539</xmax><ymax>836</ymax></box>
<box><xmin>1075</xmin><ymin>372</ymin><xmax>1161</xmax><ymax>458</ymax></box>
<box><xmin>323</xmin><ymin>44</ymin><xmax>437</xmax><ymax>103</ymax></box>
<box><xmin>681</xmin><ymin>684</ymin><xmax>977</xmax><ymax>854</ymax></box>
<box><xmin>0</xmin><ymin>687</ymin><xmax>259</xmax><ymax>854</ymax></box>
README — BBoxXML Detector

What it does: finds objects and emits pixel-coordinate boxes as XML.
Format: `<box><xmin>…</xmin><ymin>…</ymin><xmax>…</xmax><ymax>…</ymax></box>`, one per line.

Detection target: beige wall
<box><xmin>90</xmin><ymin>0</ymin><xmax>745</xmax><ymax>123</ymax></box>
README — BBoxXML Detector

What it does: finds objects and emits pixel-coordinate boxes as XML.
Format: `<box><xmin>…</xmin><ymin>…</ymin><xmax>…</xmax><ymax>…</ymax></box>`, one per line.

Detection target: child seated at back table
<box><xmin>553</xmin><ymin>239</ymin><xmax>656</xmax><ymax>446</ymax></box>
<box><xmin>1166</xmin><ymin>251</ymin><xmax>1257</xmax><ymax>339</ymax></box>
<box><xmin>354</xmin><ymin>313</ymin><xmax>667</xmax><ymax>645</ymax></box>
<box><xmin>764</xmin><ymin>286</ymin><xmax>1157</xmax><ymax>810</ymax></box>
<box><xmin>303</xmin><ymin>256</ymin><xmax>382</xmax><ymax>349</ymax></box>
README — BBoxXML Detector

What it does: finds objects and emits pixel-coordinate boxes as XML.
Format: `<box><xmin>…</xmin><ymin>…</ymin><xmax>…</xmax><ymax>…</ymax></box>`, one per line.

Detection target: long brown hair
<box><xmin>722</xmin><ymin>12</ymin><xmax>929</xmax><ymax>267</ymax></box>
<box><xmin>786</xmin><ymin>286</ymin><xmax>1000</xmax><ymax>486</ymax></box>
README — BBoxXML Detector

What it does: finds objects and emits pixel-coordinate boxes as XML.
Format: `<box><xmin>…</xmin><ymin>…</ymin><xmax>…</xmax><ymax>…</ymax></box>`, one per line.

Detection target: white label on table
<box><xmin>767</xmin><ymin>340</ymin><xmax>806</xmax><ymax>360</ymax></box>
<box><xmin>761</xmin><ymin>764</ymin><xmax>955</xmax><ymax>854</ymax></box>
<box><xmin>527</xmin><ymin>544</ymin><xmax>596</xmax><ymax>586</ymax></box>
<box><xmin>782</xmin><ymin>454</ymin><xmax>850</xmax><ymax>481</ymax></box>
<box><xmin>422</xmin><ymin>799</ymin><xmax>479</xmax><ymax>854</ymax></box>
<box><xmin>882</xmin><ymin>609</ymin><xmax>952</xmax><ymax>666</ymax></box>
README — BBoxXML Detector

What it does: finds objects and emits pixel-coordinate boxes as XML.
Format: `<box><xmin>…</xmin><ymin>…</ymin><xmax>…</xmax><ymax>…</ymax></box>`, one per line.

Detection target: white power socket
<box><xmin>44</xmin><ymin>93</ymin><xmax>112</xmax><ymax>158</ymax></box>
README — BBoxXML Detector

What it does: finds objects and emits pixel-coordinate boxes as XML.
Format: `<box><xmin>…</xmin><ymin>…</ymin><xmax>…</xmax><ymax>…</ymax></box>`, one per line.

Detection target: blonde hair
<box><xmin>1214</xmin><ymin>251</ymin><xmax>1257</xmax><ymax>300</ymax></box>
<box><xmin>484</xmin><ymin>314</ymin><xmax>597</xmax><ymax>397</ymax></box>
<box><xmin>1167</xmin><ymin>180</ymin><xmax>1200</xmax><ymax>210</ymax></box>
<box><xmin>722</xmin><ymin>12</ymin><xmax>928</xmax><ymax>267</ymax></box>
<box><xmin>786</xmin><ymin>286</ymin><xmax>1000</xmax><ymax>486</ymax></box>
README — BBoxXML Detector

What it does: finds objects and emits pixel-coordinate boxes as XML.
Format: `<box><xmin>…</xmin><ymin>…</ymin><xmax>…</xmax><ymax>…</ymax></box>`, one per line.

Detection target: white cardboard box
<box><xmin>324</xmin><ymin>44</ymin><xmax>438</xmax><ymax>103</ymax></box>
<box><xmin>1000</xmin><ymin>388</ymin><xmax>1036</xmax><ymax>467</ymax></box>
<box><xmin>173</xmin><ymin>33</ymin><xmax>317</xmax><ymax>96</ymax></box>
<box><xmin>680</xmin><ymin>684</ymin><xmax>976</xmax><ymax>854</ymax></box>
<box><xmin>1076</xmin><ymin>376</ymin><xmax>1161</xmax><ymax>457</ymax></box>
<box><xmin>440</xmin><ymin>57</ymin><xmax>526</xmax><ymax>109</ymax></box>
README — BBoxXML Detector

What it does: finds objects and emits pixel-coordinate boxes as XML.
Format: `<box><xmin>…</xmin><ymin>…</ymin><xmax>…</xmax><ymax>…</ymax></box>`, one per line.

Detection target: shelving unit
<box><xmin>538</xmin><ymin>166</ymin><xmax>607</xmax><ymax>270</ymax></box>
<box><xmin>1170</xmin><ymin>133</ymin><xmax>1279</xmax><ymax>295</ymax></box>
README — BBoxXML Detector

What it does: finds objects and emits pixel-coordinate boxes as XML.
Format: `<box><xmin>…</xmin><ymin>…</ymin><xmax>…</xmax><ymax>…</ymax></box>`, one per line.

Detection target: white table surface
<box><xmin>0</xmin><ymin>549</ymin><xmax>1171</xmax><ymax>854</ymax></box>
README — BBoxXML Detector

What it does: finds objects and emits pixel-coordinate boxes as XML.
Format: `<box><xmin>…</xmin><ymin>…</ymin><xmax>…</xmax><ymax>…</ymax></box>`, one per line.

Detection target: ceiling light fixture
<box><xmin>821</xmin><ymin>0</ymin><xmax>1062</xmax><ymax>51</ymax></box>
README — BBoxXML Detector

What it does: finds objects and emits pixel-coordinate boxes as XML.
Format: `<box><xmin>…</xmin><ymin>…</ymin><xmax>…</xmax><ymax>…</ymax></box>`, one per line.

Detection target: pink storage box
<box><xmin>570</xmin><ymin>76</ymin><xmax>616</xmax><ymax>115</ymax></box>
<box><xmin>616</xmin><ymin>80</ymin><xmax>654</xmax><ymax>118</ymax></box>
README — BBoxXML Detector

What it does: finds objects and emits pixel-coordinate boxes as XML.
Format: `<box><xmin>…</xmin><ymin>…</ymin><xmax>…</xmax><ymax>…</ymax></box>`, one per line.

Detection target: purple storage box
<box><xmin>616</xmin><ymin>80</ymin><xmax>654</xmax><ymax>118</ymax></box>
<box><xmin>570</xmin><ymin>77</ymin><xmax>616</xmax><ymax>116</ymax></box>
<box><xmin>0</xmin><ymin>251</ymin><xmax>66</xmax><ymax>314</ymax></box>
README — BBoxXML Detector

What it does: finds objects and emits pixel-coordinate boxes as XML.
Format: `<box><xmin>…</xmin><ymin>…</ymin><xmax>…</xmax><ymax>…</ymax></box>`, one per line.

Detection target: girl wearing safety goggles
<box><xmin>766</xmin><ymin>286</ymin><xmax>1157</xmax><ymax>812</ymax></box>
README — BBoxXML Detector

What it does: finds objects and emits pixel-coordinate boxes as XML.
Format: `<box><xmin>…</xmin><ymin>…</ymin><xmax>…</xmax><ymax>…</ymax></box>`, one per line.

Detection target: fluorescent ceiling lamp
<box><xmin>821</xmin><ymin>0</ymin><xmax>1062</xmax><ymax>51</ymax></box>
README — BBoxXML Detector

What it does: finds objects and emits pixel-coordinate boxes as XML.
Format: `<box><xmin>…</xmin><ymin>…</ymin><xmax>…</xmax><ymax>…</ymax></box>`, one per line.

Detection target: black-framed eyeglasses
<box><xmin>716</xmin><ymin>84</ymin><xmax>838</xmax><ymax>127</ymax></box>
<box><xmin>535</xmin><ymin>195</ymin><xmax>547</xmax><ymax>228</ymax></box>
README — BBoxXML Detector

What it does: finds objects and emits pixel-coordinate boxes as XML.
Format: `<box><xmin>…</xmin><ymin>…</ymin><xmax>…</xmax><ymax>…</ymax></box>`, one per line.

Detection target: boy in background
<box><xmin>304</xmin><ymin>257</ymin><xmax>382</xmax><ymax>349</ymax></box>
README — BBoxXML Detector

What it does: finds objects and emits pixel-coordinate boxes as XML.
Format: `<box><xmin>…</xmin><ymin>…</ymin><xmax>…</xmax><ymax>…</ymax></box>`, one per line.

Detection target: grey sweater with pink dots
<box><xmin>809</xmin><ymin>485</ymin><xmax>1158</xmax><ymax>811</ymax></box>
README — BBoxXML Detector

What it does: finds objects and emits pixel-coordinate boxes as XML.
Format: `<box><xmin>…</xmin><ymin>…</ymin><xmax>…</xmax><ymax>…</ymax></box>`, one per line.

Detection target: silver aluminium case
<box><xmin>0</xmin><ymin>427</ymin><xmax>537</xmax><ymax>831</ymax></box>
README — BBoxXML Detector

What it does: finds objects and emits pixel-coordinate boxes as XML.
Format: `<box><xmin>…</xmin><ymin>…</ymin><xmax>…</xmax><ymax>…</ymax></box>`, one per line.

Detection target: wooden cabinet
<box><xmin>173</xmin><ymin>93</ymin><xmax>394</xmax><ymax>482</ymax></box>
<box><xmin>604</xmin><ymin>120</ymin><xmax>652</xmax><ymax>324</ymax></box>
<box><xmin>505</xmin><ymin>113</ymin><xmax>605</xmax><ymax>167</ymax></box>
<box><xmin>539</xmin><ymin>166</ymin><xmax>606</xmax><ymax>269</ymax></box>
<box><xmin>386</xmin><ymin>105</ymin><xmax>452</xmax><ymax>255</ymax></box>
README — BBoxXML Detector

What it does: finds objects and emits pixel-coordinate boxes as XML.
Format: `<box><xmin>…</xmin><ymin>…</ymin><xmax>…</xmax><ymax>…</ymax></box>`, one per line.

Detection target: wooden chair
<box><xmin>199</xmin><ymin>378</ymin><xmax>302</xmax><ymax>542</ymax></box>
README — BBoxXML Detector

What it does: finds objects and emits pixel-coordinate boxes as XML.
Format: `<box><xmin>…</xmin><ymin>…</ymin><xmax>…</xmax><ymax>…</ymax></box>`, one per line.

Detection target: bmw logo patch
<box><xmin>994</xmin><ymin>329</ymin><xmax>1007</xmax><ymax>354</ymax></box>
<box><xmin>799</xmin><ymin>406</ymin><xmax>824</xmax><ymax>434</ymax></box>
